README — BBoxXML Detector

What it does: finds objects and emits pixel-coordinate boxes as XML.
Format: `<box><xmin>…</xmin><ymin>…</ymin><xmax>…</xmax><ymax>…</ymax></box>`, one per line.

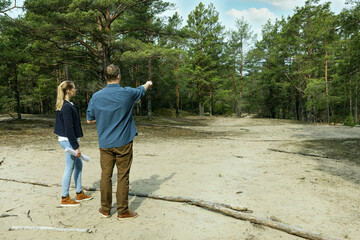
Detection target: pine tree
<box><xmin>185</xmin><ymin>2</ymin><xmax>224</xmax><ymax>115</ymax></box>
<box><xmin>227</xmin><ymin>17</ymin><xmax>256</xmax><ymax>117</ymax></box>
<box><xmin>0</xmin><ymin>16</ymin><xmax>30</xmax><ymax>119</ymax></box>
<box><xmin>23</xmin><ymin>0</ymin><xmax>170</xmax><ymax>82</ymax></box>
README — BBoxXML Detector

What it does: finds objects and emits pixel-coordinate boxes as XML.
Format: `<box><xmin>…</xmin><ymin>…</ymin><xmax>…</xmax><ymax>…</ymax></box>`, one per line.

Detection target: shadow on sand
<box><xmin>90</xmin><ymin>173</ymin><xmax>175</xmax><ymax>214</ymax></box>
<box><xmin>129</xmin><ymin>173</ymin><xmax>175</xmax><ymax>211</ymax></box>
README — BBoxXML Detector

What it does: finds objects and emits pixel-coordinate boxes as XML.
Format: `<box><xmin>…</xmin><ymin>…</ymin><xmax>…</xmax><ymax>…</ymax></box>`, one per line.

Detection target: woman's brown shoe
<box><xmin>76</xmin><ymin>190</ymin><xmax>93</xmax><ymax>202</ymax></box>
<box><xmin>61</xmin><ymin>195</ymin><xmax>80</xmax><ymax>207</ymax></box>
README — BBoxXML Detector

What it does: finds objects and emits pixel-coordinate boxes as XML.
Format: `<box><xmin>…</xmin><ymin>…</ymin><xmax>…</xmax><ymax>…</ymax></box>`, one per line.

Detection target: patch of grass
<box><xmin>134</xmin><ymin>115</ymin><xmax>218</xmax><ymax>139</ymax></box>
<box><xmin>136</xmin><ymin>125</ymin><xmax>215</xmax><ymax>139</ymax></box>
<box><xmin>301</xmin><ymin>138</ymin><xmax>360</xmax><ymax>165</ymax></box>
<box><xmin>152</xmin><ymin>108</ymin><xmax>196</xmax><ymax>118</ymax></box>
<box><xmin>0</xmin><ymin>119</ymin><xmax>55</xmax><ymax>147</ymax></box>
<box><xmin>135</xmin><ymin>115</ymin><xmax>208</xmax><ymax>127</ymax></box>
<box><xmin>0</xmin><ymin>119</ymin><xmax>54</xmax><ymax>134</ymax></box>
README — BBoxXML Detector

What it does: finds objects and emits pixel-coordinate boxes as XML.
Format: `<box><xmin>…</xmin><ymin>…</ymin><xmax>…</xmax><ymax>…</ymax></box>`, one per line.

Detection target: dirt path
<box><xmin>0</xmin><ymin>116</ymin><xmax>359</xmax><ymax>239</ymax></box>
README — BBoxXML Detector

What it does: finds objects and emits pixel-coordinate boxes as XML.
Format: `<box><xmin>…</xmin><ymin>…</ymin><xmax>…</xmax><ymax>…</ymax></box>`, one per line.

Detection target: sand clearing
<box><xmin>0</xmin><ymin>115</ymin><xmax>359</xmax><ymax>240</ymax></box>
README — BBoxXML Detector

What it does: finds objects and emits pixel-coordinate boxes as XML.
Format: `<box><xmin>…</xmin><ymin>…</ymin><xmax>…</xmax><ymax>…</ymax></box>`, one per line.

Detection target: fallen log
<box><xmin>128</xmin><ymin>191</ymin><xmax>250</xmax><ymax>212</ymax></box>
<box><xmin>127</xmin><ymin>192</ymin><xmax>343</xmax><ymax>240</ymax></box>
<box><xmin>195</xmin><ymin>202</ymin><xmax>342</xmax><ymax>240</ymax></box>
<box><xmin>268</xmin><ymin>148</ymin><xmax>333</xmax><ymax>159</ymax></box>
<box><xmin>0</xmin><ymin>214</ymin><xmax>17</xmax><ymax>218</ymax></box>
<box><xmin>0</xmin><ymin>177</ymin><xmax>52</xmax><ymax>187</ymax></box>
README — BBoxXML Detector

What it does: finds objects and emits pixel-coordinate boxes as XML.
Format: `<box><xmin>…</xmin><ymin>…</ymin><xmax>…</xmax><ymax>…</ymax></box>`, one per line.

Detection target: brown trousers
<box><xmin>99</xmin><ymin>141</ymin><xmax>133</xmax><ymax>215</ymax></box>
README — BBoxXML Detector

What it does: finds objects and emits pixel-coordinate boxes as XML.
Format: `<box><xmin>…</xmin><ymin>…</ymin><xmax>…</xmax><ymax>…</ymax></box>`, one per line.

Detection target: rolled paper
<box><xmin>64</xmin><ymin>147</ymin><xmax>90</xmax><ymax>162</ymax></box>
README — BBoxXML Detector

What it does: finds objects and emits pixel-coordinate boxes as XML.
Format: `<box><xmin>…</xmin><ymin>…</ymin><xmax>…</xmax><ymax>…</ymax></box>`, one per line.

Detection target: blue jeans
<box><xmin>59</xmin><ymin>141</ymin><xmax>83</xmax><ymax>197</ymax></box>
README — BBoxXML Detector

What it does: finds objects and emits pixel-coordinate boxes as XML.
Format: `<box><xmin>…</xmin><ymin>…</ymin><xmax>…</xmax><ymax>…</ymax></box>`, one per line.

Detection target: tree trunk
<box><xmin>130</xmin><ymin>66</ymin><xmax>141</xmax><ymax>116</ymax></box>
<box><xmin>96</xmin><ymin>35</ymin><xmax>104</xmax><ymax>81</ymax></box>
<box><xmin>14</xmin><ymin>64</ymin><xmax>21</xmax><ymax>120</ymax></box>
<box><xmin>199</xmin><ymin>102</ymin><xmax>204</xmax><ymax>116</ymax></box>
<box><xmin>349</xmin><ymin>78</ymin><xmax>352</xmax><ymax>116</ymax></box>
<box><xmin>135</xmin><ymin>65</ymin><xmax>141</xmax><ymax>116</ymax></box>
<box><xmin>65</xmin><ymin>65</ymin><xmax>69</xmax><ymax>81</ymax></box>
<box><xmin>291</xmin><ymin>86</ymin><xmax>298</xmax><ymax>120</ymax></box>
<box><xmin>39</xmin><ymin>96</ymin><xmax>43</xmax><ymax>114</ymax></box>
<box><xmin>306</xmin><ymin>77</ymin><xmax>311</xmax><ymax>122</ymax></box>
<box><xmin>96</xmin><ymin>15</ymin><xmax>106</xmax><ymax>82</ymax></box>
<box><xmin>209</xmin><ymin>81</ymin><xmax>213</xmax><ymax>116</ymax></box>
<box><xmin>232</xmin><ymin>72</ymin><xmax>240</xmax><ymax>117</ymax></box>
<box><xmin>239</xmin><ymin>53</ymin><xmax>244</xmax><ymax>117</ymax></box>
<box><xmin>104</xmin><ymin>9</ymin><xmax>111</xmax><ymax>68</ymax></box>
<box><xmin>299</xmin><ymin>91</ymin><xmax>305</xmax><ymax>121</ymax></box>
<box><xmin>56</xmin><ymin>68</ymin><xmax>61</xmax><ymax>84</ymax></box>
<box><xmin>147</xmin><ymin>57</ymin><xmax>152</xmax><ymax>120</ymax></box>
<box><xmin>324</xmin><ymin>50</ymin><xmax>330</xmax><ymax>123</ymax></box>
<box><xmin>355</xmin><ymin>82</ymin><xmax>358</xmax><ymax>123</ymax></box>
<box><xmin>197</xmin><ymin>59</ymin><xmax>203</xmax><ymax>116</ymax></box>
<box><xmin>306</xmin><ymin>13</ymin><xmax>312</xmax><ymax>122</ymax></box>
<box><xmin>174</xmin><ymin>60</ymin><xmax>180</xmax><ymax>118</ymax></box>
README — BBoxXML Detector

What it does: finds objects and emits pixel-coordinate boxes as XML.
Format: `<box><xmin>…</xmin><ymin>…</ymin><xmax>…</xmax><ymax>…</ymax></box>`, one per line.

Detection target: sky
<box><xmin>163</xmin><ymin>0</ymin><xmax>349</xmax><ymax>39</ymax></box>
<box><xmin>4</xmin><ymin>0</ymin><xmax>349</xmax><ymax>40</ymax></box>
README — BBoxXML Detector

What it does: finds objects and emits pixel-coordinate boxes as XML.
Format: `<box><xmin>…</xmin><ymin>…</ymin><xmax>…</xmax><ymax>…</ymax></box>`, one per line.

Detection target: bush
<box><xmin>0</xmin><ymin>86</ymin><xmax>16</xmax><ymax>113</ymax></box>
<box><xmin>344</xmin><ymin>115</ymin><xmax>356</xmax><ymax>127</ymax></box>
<box><xmin>214</xmin><ymin>101</ymin><xmax>233</xmax><ymax>115</ymax></box>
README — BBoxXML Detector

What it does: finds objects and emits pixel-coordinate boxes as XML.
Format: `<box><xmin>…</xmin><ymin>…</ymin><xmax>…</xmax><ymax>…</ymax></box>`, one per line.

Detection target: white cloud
<box><xmin>261</xmin><ymin>0</ymin><xmax>348</xmax><ymax>13</ymax></box>
<box><xmin>226</xmin><ymin>7</ymin><xmax>277</xmax><ymax>24</ymax></box>
<box><xmin>260</xmin><ymin>0</ymin><xmax>300</xmax><ymax>10</ymax></box>
<box><xmin>327</xmin><ymin>0</ymin><xmax>348</xmax><ymax>13</ymax></box>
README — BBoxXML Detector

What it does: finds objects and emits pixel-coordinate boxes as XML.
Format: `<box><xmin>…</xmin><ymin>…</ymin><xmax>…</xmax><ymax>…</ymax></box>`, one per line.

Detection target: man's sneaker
<box><xmin>117</xmin><ymin>210</ymin><xmax>138</xmax><ymax>220</ymax></box>
<box><xmin>76</xmin><ymin>190</ymin><xmax>93</xmax><ymax>202</ymax></box>
<box><xmin>61</xmin><ymin>195</ymin><xmax>80</xmax><ymax>207</ymax></box>
<box><xmin>98</xmin><ymin>208</ymin><xmax>110</xmax><ymax>218</ymax></box>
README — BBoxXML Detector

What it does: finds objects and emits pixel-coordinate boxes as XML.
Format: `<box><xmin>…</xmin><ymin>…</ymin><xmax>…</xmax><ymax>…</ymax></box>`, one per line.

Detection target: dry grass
<box><xmin>0</xmin><ymin>119</ymin><xmax>55</xmax><ymax>146</ymax></box>
<box><xmin>0</xmin><ymin>115</ymin><xmax>215</xmax><ymax>147</ymax></box>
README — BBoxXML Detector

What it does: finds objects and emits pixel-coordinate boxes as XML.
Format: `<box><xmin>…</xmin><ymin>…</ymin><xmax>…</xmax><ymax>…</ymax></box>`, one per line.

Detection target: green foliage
<box><xmin>213</xmin><ymin>89</ymin><xmax>233</xmax><ymax>115</ymax></box>
<box><xmin>304</xmin><ymin>78</ymin><xmax>327</xmax><ymax>111</ymax></box>
<box><xmin>0</xmin><ymin>85</ymin><xmax>15</xmax><ymax>112</ymax></box>
<box><xmin>185</xmin><ymin>2</ymin><xmax>224</xmax><ymax>115</ymax></box>
<box><xmin>243</xmin><ymin>0</ymin><xmax>360</xmax><ymax>122</ymax></box>
<box><xmin>225</xmin><ymin>17</ymin><xmax>256</xmax><ymax>116</ymax></box>
<box><xmin>344</xmin><ymin>115</ymin><xmax>356</xmax><ymax>126</ymax></box>
<box><xmin>0</xmin><ymin>0</ymin><xmax>359</xmax><ymax>123</ymax></box>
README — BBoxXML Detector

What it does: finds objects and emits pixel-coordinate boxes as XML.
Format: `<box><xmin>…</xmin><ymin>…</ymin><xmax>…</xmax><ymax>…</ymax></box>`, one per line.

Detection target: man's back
<box><xmin>87</xmin><ymin>84</ymin><xmax>145</xmax><ymax>148</ymax></box>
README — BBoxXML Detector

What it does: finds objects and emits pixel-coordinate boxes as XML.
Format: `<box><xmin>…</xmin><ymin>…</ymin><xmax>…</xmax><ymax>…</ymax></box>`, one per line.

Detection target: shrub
<box><xmin>344</xmin><ymin>115</ymin><xmax>356</xmax><ymax>127</ymax></box>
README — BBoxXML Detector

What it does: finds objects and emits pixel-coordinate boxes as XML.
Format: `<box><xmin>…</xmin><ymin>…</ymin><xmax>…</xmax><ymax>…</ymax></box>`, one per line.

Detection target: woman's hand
<box><xmin>75</xmin><ymin>148</ymin><xmax>81</xmax><ymax>158</ymax></box>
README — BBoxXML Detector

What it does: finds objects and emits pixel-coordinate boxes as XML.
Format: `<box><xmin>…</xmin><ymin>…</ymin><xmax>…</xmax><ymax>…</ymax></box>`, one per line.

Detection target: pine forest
<box><xmin>0</xmin><ymin>0</ymin><xmax>359</xmax><ymax>125</ymax></box>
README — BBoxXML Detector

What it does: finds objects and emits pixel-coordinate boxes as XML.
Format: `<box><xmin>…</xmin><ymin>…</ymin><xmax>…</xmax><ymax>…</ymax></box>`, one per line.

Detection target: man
<box><xmin>86</xmin><ymin>64</ymin><xmax>152</xmax><ymax>220</ymax></box>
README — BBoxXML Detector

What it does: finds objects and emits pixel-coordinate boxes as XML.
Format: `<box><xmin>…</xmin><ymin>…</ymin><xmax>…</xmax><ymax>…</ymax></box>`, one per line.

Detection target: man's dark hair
<box><xmin>105</xmin><ymin>64</ymin><xmax>120</xmax><ymax>81</ymax></box>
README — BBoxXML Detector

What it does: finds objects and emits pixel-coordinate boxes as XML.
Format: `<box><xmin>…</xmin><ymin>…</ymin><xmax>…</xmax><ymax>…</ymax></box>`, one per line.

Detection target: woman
<box><xmin>54</xmin><ymin>81</ymin><xmax>92</xmax><ymax>207</ymax></box>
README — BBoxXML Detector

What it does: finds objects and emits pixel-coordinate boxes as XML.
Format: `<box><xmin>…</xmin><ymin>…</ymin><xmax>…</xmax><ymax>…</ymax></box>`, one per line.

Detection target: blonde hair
<box><xmin>56</xmin><ymin>81</ymin><xmax>74</xmax><ymax>110</ymax></box>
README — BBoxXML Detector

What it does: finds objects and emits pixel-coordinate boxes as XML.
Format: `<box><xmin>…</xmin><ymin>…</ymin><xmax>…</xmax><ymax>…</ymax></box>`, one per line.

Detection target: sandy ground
<box><xmin>0</xmin><ymin>115</ymin><xmax>360</xmax><ymax>240</ymax></box>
